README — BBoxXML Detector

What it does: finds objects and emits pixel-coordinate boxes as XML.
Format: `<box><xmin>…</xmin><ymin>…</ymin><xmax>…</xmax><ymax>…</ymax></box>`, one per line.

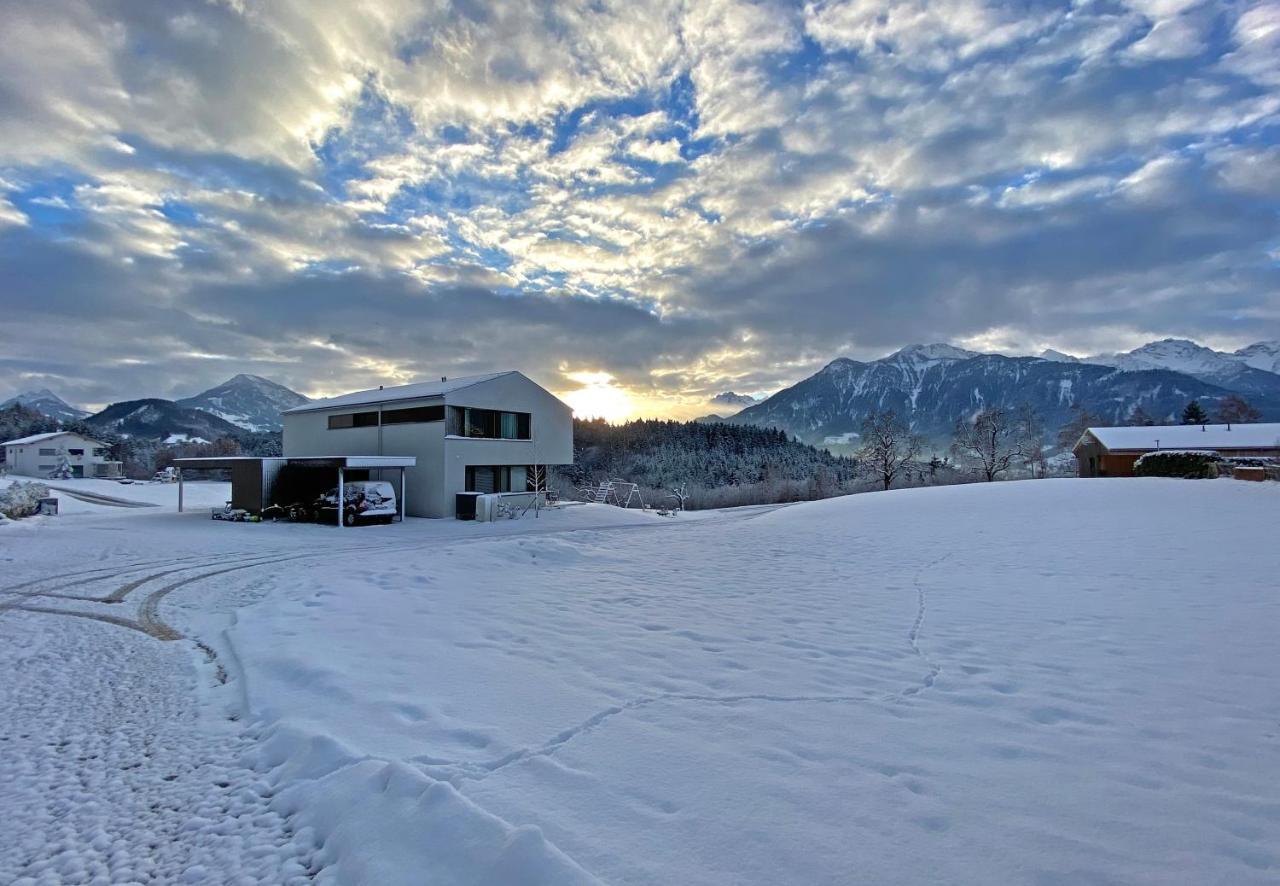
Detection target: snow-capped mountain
<box><xmin>175</xmin><ymin>374</ymin><xmax>308</xmax><ymax>432</ymax></box>
<box><xmin>710</xmin><ymin>391</ymin><xmax>759</xmax><ymax>409</ymax></box>
<box><xmin>86</xmin><ymin>399</ymin><xmax>247</xmax><ymax>441</ymax></box>
<box><xmin>1041</xmin><ymin>338</ymin><xmax>1280</xmax><ymax>398</ymax></box>
<box><xmin>731</xmin><ymin>344</ymin><xmax>1279</xmax><ymax>447</ymax></box>
<box><xmin>0</xmin><ymin>388</ymin><xmax>90</xmax><ymax>422</ymax></box>
<box><xmin>1234</xmin><ymin>341</ymin><xmax>1280</xmax><ymax>375</ymax></box>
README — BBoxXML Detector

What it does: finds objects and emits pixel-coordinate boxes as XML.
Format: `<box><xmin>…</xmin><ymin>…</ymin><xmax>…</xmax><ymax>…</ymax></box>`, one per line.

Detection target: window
<box><xmin>465</xmin><ymin>465</ymin><xmax>530</xmax><ymax>493</ymax></box>
<box><xmin>39</xmin><ymin>448</ymin><xmax>57</xmax><ymax>456</ymax></box>
<box><xmin>448</xmin><ymin>407</ymin><xmax>531</xmax><ymax>439</ymax></box>
<box><xmin>328</xmin><ymin>411</ymin><xmax>378</xmax><ymax>429</ymax></box>
<box><xmin>68</xmin><ymin>449</ymin><xmax>84</xmax><ymax>456</ymax></box>
<box><xmin>383</xmin><ymin>404</ymin><xmax>444</xmax><ymax>425</ymax></box>
<box><xmin>93</xmin><ymin>448</ymin><xmax>108</xmax><ymax>457</ymax></box>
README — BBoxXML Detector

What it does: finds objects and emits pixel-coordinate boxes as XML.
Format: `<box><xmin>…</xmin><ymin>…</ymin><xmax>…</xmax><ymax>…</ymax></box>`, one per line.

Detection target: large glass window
<box><xmin>383</xmin><ymin>405</ymin><xmax>445</xmax><ymax>425</ymax></box>
<box><xmin>448</xmin><ymin>407</ymin><xmax>531</xmax><ymax>439</ymax></box>
<box><xmin>328</xmin><ymin>411</ymin><xmax>378</xmax><ymax>429</ymax></box>
<box><xmin>465</xmin><ymin>465</ymin><xmax>532</xmax><ymax>493</ymax></box>
<box><xmin>39</xmin><ymin>448</ymin><xmax>57</xmax><ymax>456</ymax></box>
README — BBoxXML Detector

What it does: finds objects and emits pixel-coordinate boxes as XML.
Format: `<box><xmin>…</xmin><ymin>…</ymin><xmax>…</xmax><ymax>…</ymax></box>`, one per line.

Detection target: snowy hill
<box><xmin>86</xmin><ymin>398</ymin><xmax>247</xmax><ymax>441</ymax></box>
<box><xmin>8</xmin><ymin>479</ymin><xmax>1272</xmax><ymax>884</ymax></box>
<box><xmin>0</xmin><ymin>389</ymin><xmax>90</xmax><ymax>422</ymax></box>
<box><xmin>175</xmin><ymin>374</ymin><xmax>308</xmax><ymax>432</ymax></box>
<box><xmin>731</xmin><ymin>349</ymin><xmax>1276</xmax><ymax>446</ymax></box>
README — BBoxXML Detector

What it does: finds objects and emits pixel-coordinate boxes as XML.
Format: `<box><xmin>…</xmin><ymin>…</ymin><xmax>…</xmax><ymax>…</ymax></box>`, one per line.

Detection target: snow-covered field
<box><xmin>1</xmin><ymin>479</ymin><xmax>1278</xmax><ymax>884</ymax></box>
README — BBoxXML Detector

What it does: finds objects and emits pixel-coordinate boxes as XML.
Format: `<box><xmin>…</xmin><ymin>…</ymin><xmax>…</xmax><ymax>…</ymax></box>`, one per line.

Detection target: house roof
<box><xmin>282</xmin><ymin>372</ymin><xmax>518</xmax><ymax>415</ymax></box>
<box><xmin>1081</xmin><ymin>423</ymin><xmax>1280</xmax><ymax>452</ymax></box>
<box><xmin>2</xmin><ymin>430</ymin><xmax>104</xmax><ymax>447</ymax></box>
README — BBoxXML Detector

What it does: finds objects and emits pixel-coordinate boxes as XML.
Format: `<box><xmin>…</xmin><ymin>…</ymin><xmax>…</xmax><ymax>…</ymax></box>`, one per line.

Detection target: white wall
<box><xmin>2</xmin><ymin>433</ymin><xmax>119</xmax><ymax>479</ymax></box>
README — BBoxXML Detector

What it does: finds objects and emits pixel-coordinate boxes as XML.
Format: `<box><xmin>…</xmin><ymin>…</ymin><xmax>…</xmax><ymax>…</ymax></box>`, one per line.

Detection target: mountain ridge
<box><xmin>0</xmin><ymin>389</ymin><xmax>91</xmax><ymax>423</ymax></box>
<box><xmin>175</xmin><ymin>374</ymin><xmax>308</xmax><ymax>432</ymax></box>
<box><xmin>731</xmin><ymin>341</ymin><xmax>1280</xmax><ymax>449</ymax></box>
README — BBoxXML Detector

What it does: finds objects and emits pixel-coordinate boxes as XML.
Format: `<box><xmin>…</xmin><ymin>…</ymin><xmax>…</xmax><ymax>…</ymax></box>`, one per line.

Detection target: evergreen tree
<box><xmin>1181</xmin><ymin>400</ymin><xmax>1208</xmax><ymax>425</ymax></box>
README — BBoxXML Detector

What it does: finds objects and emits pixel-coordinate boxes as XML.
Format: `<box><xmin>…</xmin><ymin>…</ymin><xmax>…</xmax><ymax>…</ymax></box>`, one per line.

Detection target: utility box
<box><xmin>37</xmin><ymin>497</ymin><xmax>58</xmax><ymax>516</ymax></box>
<box><xmin>455</xmin><ymin>491</ymin><xmax>482</xmax><ymax>520</ymax></box>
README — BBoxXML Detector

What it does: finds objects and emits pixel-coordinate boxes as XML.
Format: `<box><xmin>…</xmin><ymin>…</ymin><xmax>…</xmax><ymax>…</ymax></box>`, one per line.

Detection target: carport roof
<box><xmin>173</xmin><ymin>456</ymin><xmax>416</xmax><ymax>470</ymax></box>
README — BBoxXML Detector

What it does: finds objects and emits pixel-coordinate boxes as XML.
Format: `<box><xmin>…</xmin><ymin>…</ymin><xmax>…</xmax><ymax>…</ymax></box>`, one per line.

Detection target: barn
<box><xmin>1073</xmin><ymin>423</ymin><xmax>1280</xmax><ymax>477</ymax></box>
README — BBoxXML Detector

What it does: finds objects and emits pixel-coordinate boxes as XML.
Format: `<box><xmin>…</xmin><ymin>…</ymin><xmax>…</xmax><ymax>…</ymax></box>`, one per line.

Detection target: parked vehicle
<box><xmin>313</xmin><ymin>481</ymin><xmax>398</xmax><ymax>526</ymax></box>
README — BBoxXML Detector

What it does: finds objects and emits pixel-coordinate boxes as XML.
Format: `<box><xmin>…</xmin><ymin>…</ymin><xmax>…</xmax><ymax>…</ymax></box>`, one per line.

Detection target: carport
<box><xmin>173</xmin><ymin>455</ymin><xmax>417</xmax><ymax>526</ymax></box>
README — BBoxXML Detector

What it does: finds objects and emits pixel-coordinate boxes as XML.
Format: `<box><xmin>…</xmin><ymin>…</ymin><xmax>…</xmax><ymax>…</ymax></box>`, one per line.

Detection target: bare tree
<box><xmin>1057</xmin><ymin>403</ymin><xmax>1100</xmax><ymax>450</ymax></box>
<box><xmin>856</xmin><ymin>410</ymin><xmax>922</xmax><ymax>491</ymax></box>
<box><xmin>1214</xmin><ymin>394</ymin><xmax>1262</xmax><ymax>424</ymax></box>
<box><xmin>952</xmin><ymin>407</ymin><xmax>1029</xmax><ymax>482</ymax></box>
<box><xmin>1127</xmin><ymin>405</ymin><xmax>1157</xmax><ymax>426</ymax></box>
<box><xmin>1015</xmin><ymin>404</ymin><xmax>1047</xmax><ymax>478</ymax></box>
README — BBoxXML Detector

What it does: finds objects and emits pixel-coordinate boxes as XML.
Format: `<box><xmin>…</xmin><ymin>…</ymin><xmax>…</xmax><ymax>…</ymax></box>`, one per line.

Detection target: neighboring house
<box><xmin>1073</xmin><ymin>423</ymin><xmax>1280</xmax><ymax>477</ymax></box>
<box><xmin>1</xmin><ymin>431</ymin><xmax>123</xmax><ymax>479</ymax></box>
<box><xmin>282</xmin><ymin>371</ymin><xmax>573</xmax><ymax>517</ymax></box>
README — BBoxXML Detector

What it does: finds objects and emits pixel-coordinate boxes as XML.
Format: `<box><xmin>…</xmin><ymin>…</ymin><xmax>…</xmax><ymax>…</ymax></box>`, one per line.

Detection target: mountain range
<box><xmin>731</xmin><ymin>339</ymin><xmax>1280</xmax><ymax>449</ymax></box>
<box><xmin>6</xmin><ymin>337</ymin><xmax>1279</xmax><ymax>449</ymax></box>
<box><xmin>0</xmin><ymin>389</ymin><xmax>91</xmax><ymax>423</ymax></box>
<box><xmin>2</xmin><ymin>375</ymin><xmax>309</xmax><ymax>440</ymax></box>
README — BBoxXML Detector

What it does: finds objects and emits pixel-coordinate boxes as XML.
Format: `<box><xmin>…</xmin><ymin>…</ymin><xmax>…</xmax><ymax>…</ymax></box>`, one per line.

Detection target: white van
<box><xmin>314</xmin><ymin>480</ymin><xmax>398</xmax><ymax>526</ymax></box>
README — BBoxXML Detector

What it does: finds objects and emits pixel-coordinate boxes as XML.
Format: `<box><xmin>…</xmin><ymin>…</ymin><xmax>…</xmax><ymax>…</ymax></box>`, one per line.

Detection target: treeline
<box><xmin>555</xmin><ymin>418</ymin><xmax>862</xmax><ymax>509</ymax></box>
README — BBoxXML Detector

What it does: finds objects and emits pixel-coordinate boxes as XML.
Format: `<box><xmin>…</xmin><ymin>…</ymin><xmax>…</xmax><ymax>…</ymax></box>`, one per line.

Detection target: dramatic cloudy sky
<box><xmin>1</xmin><ymin>0</ymin><xmax>1277</xmax><ymax>418</ymax></box>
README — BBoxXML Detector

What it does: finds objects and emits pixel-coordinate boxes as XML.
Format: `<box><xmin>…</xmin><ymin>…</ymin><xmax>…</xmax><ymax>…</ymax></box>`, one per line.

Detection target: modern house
<box><xmin>277</xmin><ymin>371</ymin><xmax>573</xmax><ymax>518</ymax></box>
<box><xmin>1</xmin><ymin>431</ymin><xmax>123</xmax><ymax>479</ymax></box>
<box><xmin>1073</xmin><ymin>423</ymin><xmax>1280</xmax><ymax>477</ymax></box>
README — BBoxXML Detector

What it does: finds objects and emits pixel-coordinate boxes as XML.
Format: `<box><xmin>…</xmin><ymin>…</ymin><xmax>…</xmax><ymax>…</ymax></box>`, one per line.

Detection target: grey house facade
<box><xmin>281</xmin><ymin>372</ymin><xmax>573</xmax><ymax>518</ymax></box>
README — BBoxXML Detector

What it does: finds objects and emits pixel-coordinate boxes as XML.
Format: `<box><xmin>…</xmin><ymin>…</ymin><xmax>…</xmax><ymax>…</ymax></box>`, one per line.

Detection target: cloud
<box><xmin>0</xmin><ymin>0</ymin><xmax>1277</xmax><ymax>416</ymax></box>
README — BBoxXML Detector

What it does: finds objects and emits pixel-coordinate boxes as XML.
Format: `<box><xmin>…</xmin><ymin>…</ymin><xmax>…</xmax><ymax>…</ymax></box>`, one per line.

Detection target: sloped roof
<box><xmin>1083</xmin><ymin>423</ymin><xmax>1280</xmax><ymax>452</ymax></box>
<box><xmin>2</xmin><ymin>430</ymin><xmax>108</xmax><ymax>447</ymax></box>
<box><xmin>282</xmin><ymin>372</ymin><xmax>517</xmax><ymax>415</ymax></box>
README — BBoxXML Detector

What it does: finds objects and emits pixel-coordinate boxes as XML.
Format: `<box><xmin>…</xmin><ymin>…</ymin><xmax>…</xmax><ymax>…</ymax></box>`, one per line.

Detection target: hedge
<box><xmin>1133</xmin><ymin>450</ymin><xmax>1222</xmax><ymax>479</ymax></box>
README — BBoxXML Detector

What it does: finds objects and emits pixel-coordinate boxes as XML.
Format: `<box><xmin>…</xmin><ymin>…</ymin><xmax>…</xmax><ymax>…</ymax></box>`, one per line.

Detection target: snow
<box><xmin>2</xmin><ymin>480</ymin><xmax>1279</xmax><ymax>884</ymax></box>
<box><xmin>165</xmin><ymin>434</ymin><xmax>210</xmax><ymax>445</ymax></box>
<box><xmin>284</xmin><ymin>371</ymin><xmax>516</xmax><ymax>414</ymax></box>
<box><xmin>0</xmin><ymin>475</ymin><xmax>230</xmax><ymax>517</ymax></box>
<box><xmin>1087</xmin><ymin>422</ymin><xmax>1280</xmax><ymax>450</ymax></box>
<box><xmin>2</xmin><ymin>430</ymin><xmax>87</xmax><ymax>447</ymax></box>
<box><xmin>1235</xmin><ymin>341</ymin><xmax>1280</xmax><ymax>374</ymax></box>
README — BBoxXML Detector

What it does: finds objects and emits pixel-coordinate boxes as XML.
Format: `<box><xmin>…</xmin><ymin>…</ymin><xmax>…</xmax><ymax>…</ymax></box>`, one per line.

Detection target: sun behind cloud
<box><xmin>559</xmin><ymin>371</ymin><xmax>635</xmax><ymax>423</ymax></box>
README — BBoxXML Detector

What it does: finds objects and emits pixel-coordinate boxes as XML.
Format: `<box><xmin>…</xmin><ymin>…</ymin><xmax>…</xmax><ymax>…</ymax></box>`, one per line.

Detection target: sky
<box><xmin>0</xmin><ymin>0</ymin><xmax>1277</xmax><ymax>420</ymax></box>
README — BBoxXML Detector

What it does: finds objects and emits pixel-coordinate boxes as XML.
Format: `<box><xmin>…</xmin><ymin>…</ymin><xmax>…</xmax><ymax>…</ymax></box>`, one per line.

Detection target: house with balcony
<box><xmin>1</xmin><ymin>431</ymin><xmax>123</xmax><ymax>479</ymax></box>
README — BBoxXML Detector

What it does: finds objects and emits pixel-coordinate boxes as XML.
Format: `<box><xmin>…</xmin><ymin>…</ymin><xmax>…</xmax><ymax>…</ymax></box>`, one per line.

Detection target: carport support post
<box><xmin>177</xmin><ymin>467</ymin><xmax>184</xmax><ymax>513</ymax></box>
<box><xmin>337</xmin><ymin>466</ymin><xmax>344</xmax><ymax>529</ymax></box>
<box><xmin>399</xmin><ymin>468</ymin><xmax>406</xmax><ymax>522</ymax></box>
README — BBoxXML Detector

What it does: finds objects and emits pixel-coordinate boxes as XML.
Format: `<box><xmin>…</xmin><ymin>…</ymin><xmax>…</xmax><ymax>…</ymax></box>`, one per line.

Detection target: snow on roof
<box><xmin>282</xmin><ymin>371</ymin><xmax>517</xmax><ymax>415</ymax></box>
<box><xmin>1084</xmin><ymin>423</ymin><xmax>1280</xmax><ymax>451</ymax></box>
<box><xmin>1</xmin><ymin>430</ymin><xmax>101</xmax><ymax>447</ymax></box>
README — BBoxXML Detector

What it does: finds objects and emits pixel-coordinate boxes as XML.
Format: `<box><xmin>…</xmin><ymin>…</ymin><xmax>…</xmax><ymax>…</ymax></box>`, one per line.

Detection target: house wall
<box><xmin>281</xmin><ymin>373</ymin><xmax>574</xmax><ymax>517</ymax></box>
<box><xmin>1075</xmin><ymin>434</ymin><xmax>1280</xmax><ymax>478</ymax></box>
<box><xmin>2</xmin><ymin>433</ymin><xmax>120</xmax><ymax>479</ymax></box>
<box><xmin>283</xmin><ymin>397</ymin><xmax>445</xmax><ymax>517</ymax></box>
<box><xmin>441</xmin><ymin>373</ymin><xmax>573</xmax><ymax>517</ymax></box>
<box><xmin>1073</xmin><ymin>435</ymin><xmax>1106</xmax><ymax>477</ymax></box>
